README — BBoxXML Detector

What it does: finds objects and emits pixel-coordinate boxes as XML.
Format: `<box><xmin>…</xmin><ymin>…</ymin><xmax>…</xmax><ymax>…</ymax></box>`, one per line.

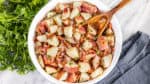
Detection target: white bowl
<box><xmin>28</xmin><ymin>0</ymin><xmax>122</xmax><ymax>84</ymax></box>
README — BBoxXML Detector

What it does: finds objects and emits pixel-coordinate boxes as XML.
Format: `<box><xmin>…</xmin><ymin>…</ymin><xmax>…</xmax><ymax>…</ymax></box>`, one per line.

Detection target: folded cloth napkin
<box><xmin>98</xmin><ymin>31</ymin><xmax>150</xmax><ymax>84</ymax></box>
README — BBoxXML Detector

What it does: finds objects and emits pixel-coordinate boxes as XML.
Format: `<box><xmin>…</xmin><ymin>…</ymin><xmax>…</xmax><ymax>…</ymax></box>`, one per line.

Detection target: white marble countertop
<box><xmin>0</xmin><ymin>0</ymin><xmax>150</xmax><ymax>84</ymax></box>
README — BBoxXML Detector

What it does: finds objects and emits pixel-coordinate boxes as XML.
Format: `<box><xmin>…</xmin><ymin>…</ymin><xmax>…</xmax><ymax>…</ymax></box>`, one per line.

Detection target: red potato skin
<box><xmin>78</xmin><ymin>25</ymin><xmax>86</xmax><ymax>34</ymax></box>
<box><xmin>80</xmin><ymin>49</ymin><xmax>96</xmax><ymax>62</ymax></box>
<box><xmin>43</xmin><ymin>55</ymin><xmax>58</xmax><ymax>67</ymax></box>
<box><xmin>36</xmin><ymin>21</ymin><xmax>48</xmax><ymax>34</ymax></box>
<box><xmin>97</xmin><ymin>36</ymin><xmax>109</xmax><ymax>51</ymax></box>
<box><xmin>64</xmin><ymin>66</ymin><xmax>79</xmax><ymax>73</ymax></box>
<box><xmin>81</xmin><ymin>2</ymin><xmax>97</xmax><ymax>14</ymax></box>
<box><xmin>66</xmin><ymin>73</ymin><xmax>78</xmax><ymax>83</ymax></box>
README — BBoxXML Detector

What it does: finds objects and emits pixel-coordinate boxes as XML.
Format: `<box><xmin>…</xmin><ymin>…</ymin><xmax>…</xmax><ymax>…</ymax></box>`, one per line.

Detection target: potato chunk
<box><xmin>54</xmin><ymin>14</ymin><xmax>62</xmax><ymax>25</ymax></box>
<box><xmin>37</xmin><ymin>35</ymin><xmax>47</xmax><ymax>42</ymax></box>
<box><xmin>47</xmin><ymin>47</ymin><xmax>58</xmax><ymax>57</ymax></box>
<box><xmin>79</xmin><ymin>62</ymin><xmax>91</xmax><ymax>72</ymax></box>
<box><xmin>48</xmin><ymin>25</ymin><xmax>58</xmax><ymax>34</ymax></box>
<box><xmin>101</xmin><ymin>54</ymin><xmax>112</xmax><ymax>68</ymax></box>
<box><xmin>82</xmin><ymin>40</ymin><xmax>93</xmax><ymax>51</ymax></box>
<box><xmin>38</xmin><ymin>55</ymin><xmax>44</xmax><ymax>68</ymax></box>
<box><xmin>45</xmin><ymin>66</ymin><xmax>57</xmax><ymax>74</ymax></box>
<box><xmin>47</xmin><ymin>36</ymin><xmax>59</xmax><ymax>46</ymax></box>
<box><xmin>66</xmin><ymin>47</ymin><xmax>79</xmax><ymax>60</ymax></box>
<box><xmin>80</xmin><ymin>72</ymin><xmax>90</xmax><ymax>82</ymax></box>
<box><xmin>70</xmin><ymin>8</ymin><xmax>80</xmax><ymax>19</ymax></box>
<box><xmin>74</xmin><ymin>32</ymin><xmax>81</xmax><ymax>41</ymax></box>
<box><xmin>73</xmin><ymin>1</ymin><xmax>82</xmax><ymax>8</ymax></box>
<box><xmin>81</xmin><ymin>12</ymin><xmax>92</xmax><ymax>20</ymax></box>
<box><xmin>91</xmin><ymin>67</ymin><xmax>103</xmax><ymax>78</ymax></box>
<box><xmin>64</xmin><ymin>26</ymin><xmax>73</xmax><ymax>38</ymax></box>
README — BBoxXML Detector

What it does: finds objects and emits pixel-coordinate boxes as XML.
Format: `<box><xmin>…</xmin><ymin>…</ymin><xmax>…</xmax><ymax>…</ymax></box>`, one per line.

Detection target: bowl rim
<box><xmin>28</xmin><ymin>0</ymin><xmax>122</xmax><ymax>84</ymax></box>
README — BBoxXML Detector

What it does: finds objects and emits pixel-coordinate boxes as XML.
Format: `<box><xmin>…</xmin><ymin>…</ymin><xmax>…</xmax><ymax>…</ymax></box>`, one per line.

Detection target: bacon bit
<box><xmin>57</xmin><ymin>36</ymin><xmax>71</xmax><ymax>48</ymax></box>
<box><xmin>90</xmin><ymin>41</ymin><xmax>97</xmax><ymax>48</ymax></box>
<box><xmin>66</xmin><ymin>73</ymin><xmax>78</xmax><ymax>83</ymax></box>
<box><xmin>43</xmin><ymin>55</ymin><xmax>57</xmax><ymax>67</ymax></box>
<box><xmin>56</xmin><ymin>55</ymin><xmax>67</xmax><ymax>68</ymax></box>
<box><xmin>79</xmin><ymin>49</ymin><xmax>86</xmax><ymax>61</ymax></box>
<box><xmin>56</xmin><ymin>71</ymin><xmax>62</xmax><ymax>79</ymax></box>
<box><xmin>97</xmin><ymin>36</ymin><xmax>109</xmax><ymax>51</ymax></box>
<box><xmin>78</xmin><ymin>25</ymin><xmax>86</xmax><ymax>34</ymax></box>
<box><xmin>80</xmin><ymin>49</ymin><xmax>96</xmax><ymax>62</ymax></box>
<box><xmin>79</xmin><ymin>36</ymin><xmax>85</xmax><ymax>43</ymax></box>
<box><xmin>36</xmin><ymin>21</ymin><xmax>47</xmax><ymax>34</ymax></box>
<box><xmin>37</xmin><ymin>44</ymin><xmax>49</xmax><ymax>55</ymax></box>
<box><xmin>75</xmin><ymin>43</ymin><xmax>80</xmax><ymax>48</ymax></box>
<box><xmin>64</xmin><ymin>67</ymin><xmax>79</xmax><ymax>73</ymax></box>
<box><xmin>81</xmin><ymin>2</ymin><xmax>97</xmax><ymax>14</ymax></box>
<box><xmin>46</xmin><ymin>33</ymin><xmax>54</xmax><ymax>39</ymax></box>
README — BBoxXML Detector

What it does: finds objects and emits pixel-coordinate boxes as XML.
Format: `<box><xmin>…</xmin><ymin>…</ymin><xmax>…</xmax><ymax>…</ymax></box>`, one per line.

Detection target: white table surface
<box><xmin>0</xmin><ymin>0</ymin><xmax>150</xmax><ymax>84</ymax></box>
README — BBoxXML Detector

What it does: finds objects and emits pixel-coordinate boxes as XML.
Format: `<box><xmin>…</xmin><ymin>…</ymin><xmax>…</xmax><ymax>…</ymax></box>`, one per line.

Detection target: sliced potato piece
<box><xmin>81</xmin><ymin>12</ymin><xmax>92</xmax><ymax>20</ymax></box>
<box><xmin>70</xmin><ymin>8</ymin><xmax>80</xmax><ymax>19</ymax></box>
<box><xmin>64</xmin><ymin>61</ymin><xmax>78</xmax><ymax>73</ymax></box>
<box><xmin>80</xmin><ymin>72</ymin><xmax>90</xmax><ymax>82</ymax></box>
<box><xmin>63</xmin><ymin>19</ymin><xmax>71</xmax><ymax>26</ymax></box>
<box><xmin>46</xmin><ymin>19</ymin><xmax>55</xmax><ymax>27</ymax></box>
<box><xmin>73</xmin><ymin>1</ymin><xmax>82</xmax><ymax>8</ymax></box>
<box><xmin>84</xmin><ymin>54</ymin><xmax>95</xmax><ymax>61</ymax></box>
<box><xmin>37</xmin><ymin>35</ymin><xmax>47</xmax><ymax>42</ymax></box>
<box><xmin>62</xmin><ymin>8</ymin><xmax>70</xmax><ymax>19</ymax></box>
<box><xmin>101</xmin><ymin>54</ymin><xmax>112</xmax><ymax>68</ymax></box>
<box><xmin>74</xmin><ymin>32</ymin><xmax>81</xmax><ymax>41</ymax></box>
<box><xmin>55</xmin><ymin>3</ymin><xmax>68</xmax><ymax>12</ymax></box>
<box><xmin>66</xmin><ymin>47</ymin><xmax>79</xmax><ymax>60</ymax></box>
<box><xmin>90</xmin><ymin>67</ymin><xmax>103</xmax><ymax>78</ymax></box>
<box><xmin>38</xmin><ymin>55</ymin><xmax>44</xmax><ymax>68</ymax></box>
<box><xmin>35</xmin><ymin>41</ymin><xmax>42</xmax><ymax>47</ymax></box>
<box><xmin>82</xmin><ymin>40</ymin><xmax>93</xmax><ymax>51</ymax></box>
<box><xmin>79</xmin><ymin>62</ymin><xmax>91</xmax><ymax>72</ymax></box>
<box><xmin>75</xmin><ymin>16</ymin><xmax>84</xmax><ymax>24</ymax></box>
<box><xmin>47</xmin><ymin>11</ymin><xmax>56</xmax><ymax>18</ymax></box>
<box><xmin>48</xmin><ymin>25</ymin><xmax>58</xmax><ymax>34</ymax></box>
<box><xmin>59</xmin><ymin>72</ymin><xmax>68</xmax><ymax>81</ymax></box>
<box><xmin>54</xmin><ymin>14</ymin><xmax>62</xmax><ymax>26</ymax></box>
<box><xmin>47</xmin><ymin>47</ymin><xmax>58</xmax><ymax>57</ymax></box>
<box><xmin>64</xmin><ymin>25</ymin><xmax>73</xmax><ymax>38</ymax></box>
<box><xmin>57</xmin><ymin>27</ymin><xmax>63</xmax><ymax>36</ymax></box>
<box><xmin>92</xmin><ymin>56</ymin><xmax>100</xmax><ymax>69</ymax></box>
<box><xmin>47</xmin><ymin>36</ymin><xmax>59</xmax><ymax>46</ymax></box>
<box><xmin>66</xmin><ymin>37</ymin><xmax>76</xmax><ymax>44</ymax></box>
<box><xmin>45</xmin><ymin>66</ymin><xmax>57</xmax><ymax>74</ymax></box>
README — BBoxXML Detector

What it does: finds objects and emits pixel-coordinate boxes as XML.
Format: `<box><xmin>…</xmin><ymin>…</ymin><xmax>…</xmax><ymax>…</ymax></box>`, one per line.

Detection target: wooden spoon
<box><xmin>86</xmin><ymin>0</ymin><xmax>131</xmax><ymax>36</ymax></box>
<box><xmin>86</xmin><ymin>0</ymin><xmax>131</xmax><ymax>51</ymax></box>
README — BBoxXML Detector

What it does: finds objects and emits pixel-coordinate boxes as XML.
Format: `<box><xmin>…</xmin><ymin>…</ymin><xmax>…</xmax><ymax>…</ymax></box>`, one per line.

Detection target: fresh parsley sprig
<box><xmin>0</xmin><ymin>0</ymin><xmax>48</xmax><ymax>74</ymax></box>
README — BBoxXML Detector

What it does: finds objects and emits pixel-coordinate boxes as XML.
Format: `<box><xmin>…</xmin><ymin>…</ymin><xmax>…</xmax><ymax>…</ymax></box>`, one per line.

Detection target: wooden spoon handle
<box><xmin>109</xmin><ymin>0</ymin><xmax>131</xmax><ymax>16</ymax></box>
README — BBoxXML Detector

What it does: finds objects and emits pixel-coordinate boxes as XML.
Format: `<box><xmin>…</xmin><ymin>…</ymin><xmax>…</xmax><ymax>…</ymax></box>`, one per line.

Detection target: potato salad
<box><xmin>34</xmin><ymin>1</ymin><xmax>115</xmax><ymax>83</ymax></box>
